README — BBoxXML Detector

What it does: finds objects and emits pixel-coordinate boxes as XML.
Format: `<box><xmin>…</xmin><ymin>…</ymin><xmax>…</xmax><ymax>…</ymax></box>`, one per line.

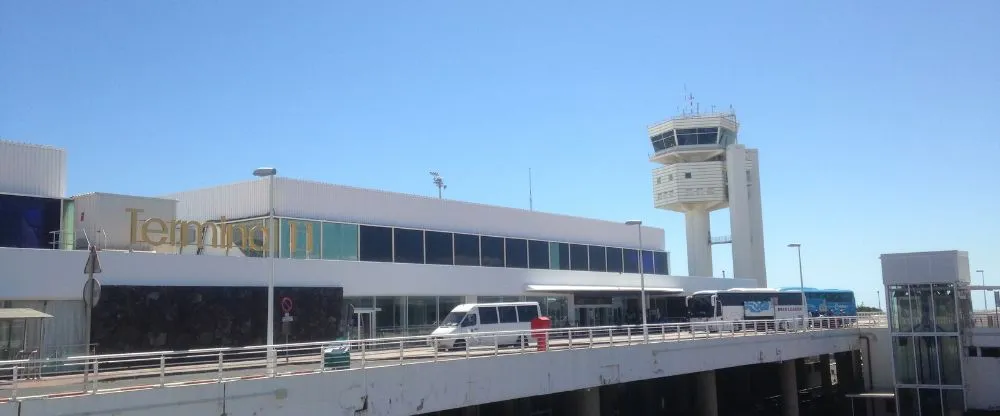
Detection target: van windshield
<box><xmin>440</xmin><ymin>311</ymin><xmax>466</xmax><ymax>327</ymax></box>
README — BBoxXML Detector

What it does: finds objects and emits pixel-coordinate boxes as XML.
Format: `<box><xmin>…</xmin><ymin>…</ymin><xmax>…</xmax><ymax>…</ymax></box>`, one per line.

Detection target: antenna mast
<box><xmin>429</xmin><ymin>171</ymin><xmax>447</xmax><ymax>199</ymax></box>
<box><xmin>529</xmin><ymin>168</ymin><xmax>534</xmax><ymax>211</ymax></box>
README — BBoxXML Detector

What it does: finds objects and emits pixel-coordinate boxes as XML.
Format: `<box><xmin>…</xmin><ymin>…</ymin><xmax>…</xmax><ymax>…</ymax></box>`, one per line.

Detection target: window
<box><xmin>517</xmin><ymin>305</ymin><xmax>539</xmax><ymax>322</ymax></box>
<box><xmin>498</xmin><ymin>306</ymin><xmax>518</xmax><ymax>323</ymax></box>
<box><xmin>684</xmin><ymin>172</ymin><xmax>692</xmax><ymax>179</ymax></box>
<box><xmin>588</xmin><ymin>246</ymin><xmax>607</xmax><ymax>272</ymax></box>
<box><xmin>653</xmin><ymin>251</ymin><xmax>669</xmax><ymax>275</ymax></box>
<box><xmin>607</xmin><ymin>247</ymin><xmax>623</xmax><ymax>273</ymax></box>
<box><xmin>656</xmin><ymin>177</ymin><xmax>662</xmax><ymax>184</ymax></box>
<box><xmin>0</xmin><ymin>194</ymin><xmax>61</xmax><ymax>250</ymax></box>
<box><xmin>280</xmin><ymin>219</ymin><xmax>320</xmax><ymax>259</ymax></box>
<box><xmin>481</xmin><ymin>236</ymin><xmax>504</xmax><ymax>267</ymax></box>
<box><xmin>528</xmin><ymin>240</ymin><xmax>549</xmax><ymax>269</ymax></box>
<box><xmin>623</xmin><ymin>248</ymin><xmax>639</xmax><ymax>273</ymax></box>
<box><xmin>359</xmin><ymin>225</ymin><xmax>392</xmax><ymax>262</ymax></box>
<box><xmin>641</xmin><ymin>250</ymin><xmax>655</xmax><ymax>274</ymax></box>
<box><xmin>454</xmin><ymin>233</ymin><xmax>480</xmax><ymax>266</ymax></box>
<box><xmin>393</xmin><ymin>228</ymin><xmax>424</xmax><ymax>264</ymax></box>
<box><xmin>322</xmin><ymin>222</ymin><xmax>358</xmax><ymax>260</ymax></box>
<box><xmin>479</xmin><ymin>307</ymin><xmax>499</xmax><ymax>324</ymax></box>
<box><xmin>550</xmin><ymin>242</ymin><xmax>570</xmax><ymax>270</ymax></box>
<box><xmin>777</xmin><ymin>293</ymin><xmax>802</xmax><ymax>305</ymax></box>
<box><xmin>569</xmin><ymin>244</ymin><xmax>588</xmax><ymax>271</ymax></box>
<box><xmin>504</xmin><ymin>238</ymin><xmax>528</xmax><ymax>268</ymax></box>
<box><xmin>425</xmin><ymin>231</ymin><xmax>454</xmax><ymax>265</ymax></box>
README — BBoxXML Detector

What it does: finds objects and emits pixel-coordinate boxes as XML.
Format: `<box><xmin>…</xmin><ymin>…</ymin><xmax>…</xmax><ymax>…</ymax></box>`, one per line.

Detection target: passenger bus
<box><xmin>779</xmin><ymin>287</ymin><xmax>857</xmax><ymax>327</ymax></box>
<box><xmin>687</xmin><ymin>288</ymin><xmax>807</xmax><ymax>332</ymax></box>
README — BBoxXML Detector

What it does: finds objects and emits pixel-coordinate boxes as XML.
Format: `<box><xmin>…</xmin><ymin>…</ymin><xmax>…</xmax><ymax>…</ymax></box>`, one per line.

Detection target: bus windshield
<box><xmin>440</xmin><ymin>311</ymin><xmax>466</xmax><ymax>327</ymax></box>
<box><xmin>688</xmin><ymin>295</ymin><xmax>715</xmax><ymax>318</ymax></box>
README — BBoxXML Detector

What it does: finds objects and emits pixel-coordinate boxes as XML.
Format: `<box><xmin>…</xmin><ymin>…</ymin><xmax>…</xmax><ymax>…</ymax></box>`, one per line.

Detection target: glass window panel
<box><xmin>528</xmin><ymin>240</ymin><xmax>549</xmax><ymax>269</ymax></box>
<box><xmin>229</xmin><ymin>219</ymin><xmax>270</xmax><ymax>257</ymax></box>
<box><xmin>479</xmin><ymin>307</ymin><xmax>499</xmax><ymax>324</ymax></box>
<box><xmin>933</xmin><ymin>284</ymin><xmax>957</xmax><ymax>333</ymax></box>
<box><xmin>919</xmin><ymin>388</ymin><xmax>943</xmax><ymax>416</ymax></box>
<box><xmin>556</xmin><ymin>243</ymin><xmax>570</xmax><ymax>270</ymax></box>
<box><xmin>623</xmin><ymin>248</ymin><xmax>640</xmax><ymax>274</ymax></box>
<box><xmin>280</xmin><ymin>219</ymin><xmax>320</xmax><ymax>259</ymax></box>
<box><xmin>375</xmin><ymin>296</ymin><xmax>405</xmax><ymax>337</ymax></box>
<box><xmin>321</xmin><ymin>222</ymin><xmax>358</xmax><ymax>260</ymax></box>
<box><xmin>504</xmin><ymin>238</ymin><xmax>528</xmax><ymax>268</ymax></box>
<box><xmin>893</xmin><ymin>336</ymin><xmax>917</xmax><ymax>384</ymax></box>
<box><xmin>393</xmin><ymin>228</ymin><xmax>424</xmax><ymax>264</ymax></box>
<box><xmin>498</xmin><ymin>306</ymin><xmax>518</xmax><ymax>323</ymax></box>
<box><xmin>653</xmin><ymin>251</ymin><xmax>669</xmax><ymax>275</ymax></box>
<box><xmin>588</xmin><ymin>246</ymin><xmax>607</xmax><ymax>272</ymax></box>
<box><xmin>938</xmin><ymin>336</ymin><xmax>963</xmax><ymax>385</ymax></box>
<box><xmin>425</xmin><ymin>231</ymin><xmax>454</xmax><ymax>265</ymax></box>
<box><xmin>548</xmin><ymin>242</ymin><xmax>561</xmax><ymax>269</ymax></box>
<box><xmin>359</xmin><ymin>225</ymin><xmax>392</xmax><ymax>262</ymax></box>
<box><xmin>943</xmin><ymin>389</ymin><xmax>965</xmax><ymax>415</ymax></box>
<box><xmin>607</xmin><ymin>247</ymin><xmax>623</xmax><ymax>273</ymax></box>
<box><xmin>915</xmin><ymin>336</ymin><xmax>940</xmax><ymax>385</ymax></box>
<box><xmin>437</xmin><ymin>297</ymin><xmax>464</xmax><ymax>322</ymax></box>
<box><xmin>641</xmin><ymin>250</ymin><xmax>654</xmax><ymax>274</ymax></box>
<box><xmin>568</xmin><ymin>244</ymin><xmax>588</xmax><ymax>271</ymax></box>
<box><xmin>480</xmin><ymin>236</ymin><xmax>504</xmax><ymax>267</ymax></box>
<box><xmin>891</xmin><ymin>285</ymin><xmax>914</xmax><ymax>332</ymax></box>
<box><xmin>453</xmin><ymin>233</ymin><xmax>480</xmax><ymax>266</ymax></box>
<box><xmin>407</xmin><ymin>296</ymin><xmax>438</xmax><ymax>335</ymax></box>
<box><xmin>897</xmin><ymin>388</ymin><xmax>918</xmax><ymax>416</ymax></box>
<box><xmin>517</xmin><ymin>305</ymin><xmax>539</xmax><ymax>322</ymax></box>
<box><xmin>0</xmin><ymin>194</ymin><xmax>62</xmax><ymax>249</ymax></box>
<box><xmin>913</xmin><ymin>285</ymin><xmax>935</xmax><ymax>332</ymax></box>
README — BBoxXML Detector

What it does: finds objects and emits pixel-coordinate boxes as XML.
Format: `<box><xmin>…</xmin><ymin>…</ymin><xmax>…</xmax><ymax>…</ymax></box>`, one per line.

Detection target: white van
<box><xmin>430</xmin><ymin>302</ymin><xmax>541</xmax><ymax>350</ymax></box>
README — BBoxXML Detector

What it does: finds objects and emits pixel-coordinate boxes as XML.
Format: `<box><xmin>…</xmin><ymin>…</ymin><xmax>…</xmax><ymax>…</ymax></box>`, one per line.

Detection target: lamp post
<box><xmin>625</xmin><ymin>220</ymin><xmax>648</xmax><ymax>343</ymax></box>
<box><xmin>787</xmin><ymin>244</ymin><xmax>806</xmax><ymax>322</ymax></box>
<box><xmin>976</xmin><ymin>270</ymin><xmax>986</xmax><ymax>312</ymax></box>
<box><xmin>253</xmin><ymin>167</ymin><xmax>278</xmax><ymax>375</ymax></box>
<box><xmin>876</xmin><ymin>289</ymin><xmax>882</xmax><ymax>311</ymax></box>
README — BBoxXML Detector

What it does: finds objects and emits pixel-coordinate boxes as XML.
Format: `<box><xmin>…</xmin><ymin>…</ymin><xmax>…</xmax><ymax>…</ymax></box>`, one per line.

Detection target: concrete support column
<box><xmin>696</xmin><ymin>370</ymin><xmax>718</xmax><ymax>416</ymax></box>
<box><xmin>574</xmin><ymin>388</ymin><xmax>600</xmax><ymax>416</ymax></box>
<box><xmin>684</xmin><ymin>211</ymin><xmax>713</xmax><ymax>277</ymax></box>
<box><xmin>780</xmin><ymin>360</ymin><xmax>799</xmax><ymax>416</ymax></box>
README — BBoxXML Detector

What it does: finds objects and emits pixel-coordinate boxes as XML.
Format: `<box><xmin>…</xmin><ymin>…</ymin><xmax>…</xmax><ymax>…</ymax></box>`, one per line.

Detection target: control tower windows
<box><xmin>650</xmin><ymin>131</ymin><xmax>677</xmax><ymax>152</ymax></box>
<box><xmin>481</xmin><ymin>236</ymin><xmax>504</xmax><ymax>267</ymax></box>
<box><xmin>676</xmin><ymin>127</ymin><xmax>719</xmax><ymax>146</ymax></box>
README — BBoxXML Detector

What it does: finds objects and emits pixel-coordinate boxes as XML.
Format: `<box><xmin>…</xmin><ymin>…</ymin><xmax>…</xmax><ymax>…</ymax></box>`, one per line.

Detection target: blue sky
<box><xmin>2</xmin><ymin>1</ymin><xmax>998</xmax><ymax>308</ymax></box>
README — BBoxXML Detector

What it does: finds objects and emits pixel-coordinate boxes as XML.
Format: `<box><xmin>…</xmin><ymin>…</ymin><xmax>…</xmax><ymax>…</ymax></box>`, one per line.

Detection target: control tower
<box><xmin>648</xmin><ymin>111</ymin><xmax>766</xmax><ymax>287</ymax></box>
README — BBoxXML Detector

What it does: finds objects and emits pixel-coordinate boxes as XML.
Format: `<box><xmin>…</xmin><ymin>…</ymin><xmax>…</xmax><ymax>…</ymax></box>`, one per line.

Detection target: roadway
<box><xmin>1</xmin><ymin>323</ymin><xmax>867</xmax><ymax>401</ymax></box>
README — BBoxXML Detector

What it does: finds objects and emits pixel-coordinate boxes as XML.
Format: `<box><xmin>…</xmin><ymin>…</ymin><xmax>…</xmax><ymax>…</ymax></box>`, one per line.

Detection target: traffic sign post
<box><xmin>280</xmin><ymin>297</ymin><xmax>294</xmax><ymax>355</ymax></box>
<box><xmin>82</xmin><ymin>246</ymin><xmax>102</xmax><ymax>388</ymax></box>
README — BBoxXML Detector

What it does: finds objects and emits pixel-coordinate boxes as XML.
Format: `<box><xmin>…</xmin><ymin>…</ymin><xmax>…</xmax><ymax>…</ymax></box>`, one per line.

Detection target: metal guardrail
<box><xmin>0</xmin><ymin>316</ymin><xmax>874</xmax><ymax>402</ymax></box>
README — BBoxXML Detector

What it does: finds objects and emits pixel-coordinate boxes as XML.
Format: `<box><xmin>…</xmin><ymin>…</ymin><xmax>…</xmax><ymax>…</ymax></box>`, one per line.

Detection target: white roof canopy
<box><xmin>0</xmin><ymin>308</ymin><xmax>54</xmax><ymax>320</ymax></box>
<box><xmin>524</xmin><ymin>284</ymin><xmax>684</xmax><ymax>295</ymax></box>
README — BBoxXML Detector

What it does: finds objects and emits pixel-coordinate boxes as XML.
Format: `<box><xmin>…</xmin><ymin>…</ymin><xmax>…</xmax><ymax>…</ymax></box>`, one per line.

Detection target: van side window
<box><xmin>479</xmin><ymin>307</ymin><xmax>499</xmax><ymax>324</ymax></box>
<box><xmin>517</xmin><ymin>305</ymin><xmax>539</xmax><ymax>322</ymax></box>
<box><xmin>461</xmin><ymin>313</ymin><xmax>477</xmax><ymax>327</ymax></box>
<box><xmin>498</xmin><ymin>306</ymin><xmax>518</xmax><ymax>323</ymax></box>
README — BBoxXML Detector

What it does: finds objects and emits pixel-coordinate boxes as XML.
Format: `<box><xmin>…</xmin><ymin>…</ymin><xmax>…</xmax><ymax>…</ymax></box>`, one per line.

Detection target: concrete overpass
<box><xmin>0</xmin><ymin>316</ymin><xmax>886</xmax><ymax>416</ymax></box>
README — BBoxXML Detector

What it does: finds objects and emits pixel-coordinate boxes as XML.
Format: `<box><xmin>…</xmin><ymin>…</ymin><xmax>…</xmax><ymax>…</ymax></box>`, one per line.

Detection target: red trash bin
<box><xmin>530</xmin><ymin>317</ymin><xmax>552</xmax><ymax>351</ymax></box>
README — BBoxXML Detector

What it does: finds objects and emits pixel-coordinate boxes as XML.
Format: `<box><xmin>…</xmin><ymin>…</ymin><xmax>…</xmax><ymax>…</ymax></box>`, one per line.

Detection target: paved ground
<box><xmin>1</xmin><ymin>325</ymin><xmax>860</xmax><ymax>401</ymax></box>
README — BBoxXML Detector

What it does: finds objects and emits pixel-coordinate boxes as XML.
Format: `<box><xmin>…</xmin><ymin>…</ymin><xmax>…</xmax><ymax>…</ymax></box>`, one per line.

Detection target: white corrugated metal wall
<box><xmin>0</xmin><ymin>140</ymin><xmax>67</xmax><ymax>198</ymax></box>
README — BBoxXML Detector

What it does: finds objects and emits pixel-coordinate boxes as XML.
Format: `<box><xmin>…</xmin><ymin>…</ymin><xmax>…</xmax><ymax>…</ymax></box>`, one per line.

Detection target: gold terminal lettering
<box><xmin>127</xmin><ymin>208</ymin><xmax>267</xmax><ymax>252</ymax></box>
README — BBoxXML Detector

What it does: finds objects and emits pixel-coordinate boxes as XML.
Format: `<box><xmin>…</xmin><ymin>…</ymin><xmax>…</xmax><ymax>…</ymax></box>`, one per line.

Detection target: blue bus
<box><xmin>778</xmin><ymin>287</ymin><xmax>857</xmax><ymax>326</ymax></box>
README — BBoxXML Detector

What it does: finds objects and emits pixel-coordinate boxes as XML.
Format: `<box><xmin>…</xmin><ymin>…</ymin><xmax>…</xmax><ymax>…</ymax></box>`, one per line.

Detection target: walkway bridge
<box><xmin>0</xmin><ymin>315</ymin><xmax>887</xmax><ymax>416</ymax></box>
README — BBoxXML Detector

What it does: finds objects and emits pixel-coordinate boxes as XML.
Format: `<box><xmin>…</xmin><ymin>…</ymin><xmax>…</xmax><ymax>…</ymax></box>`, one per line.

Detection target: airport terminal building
<box><xmin>0</xmin><ymin>139</ymin><xmax>753</xmax><ymax>359</ymax></box>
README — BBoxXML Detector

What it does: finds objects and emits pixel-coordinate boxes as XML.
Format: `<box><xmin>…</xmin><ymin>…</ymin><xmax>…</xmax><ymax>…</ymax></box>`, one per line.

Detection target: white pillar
<box><xmin>464</xmin><ymin>295</ymin><xmax>477</xmax><ymax>304</ymax></box>
<box><xmin>726</xmin><ymin>144</ymin><xmax>760</xmax><ymax>286</ymax></box>
<box><xmin>684</xmin><ymin>210</ymin><xmax>713</xmax><ymax>277</ymax></box>
<box><xmin>780</xmin><ymin>360</ymin><xmax>799</xmax><ymax>416</ymax></box>
<box><xmin>696</xmin><ymin>370</ymin><xmax>718</xmax><ymax>416</ymax></box>
<box><xmin>744</xmin><ymin>148</ymin><xmax>767</xmax><ymax>284</ymax></box>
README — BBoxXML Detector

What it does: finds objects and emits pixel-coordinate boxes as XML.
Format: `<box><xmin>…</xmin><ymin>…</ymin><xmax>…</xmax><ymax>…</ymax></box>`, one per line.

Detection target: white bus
<box><xmin>430</xmin><ymin>302</ymin><xmax>541</xmax><ymax>350</ymax></box>
<box><xmin>687</xmin><ymin>288</ymin><xmax>806</xmax><ymax>332</ymax></box>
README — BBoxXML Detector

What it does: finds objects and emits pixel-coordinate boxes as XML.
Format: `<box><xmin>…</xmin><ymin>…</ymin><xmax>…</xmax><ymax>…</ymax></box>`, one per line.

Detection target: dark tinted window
<box><xmin>607</xmin><ymin>247</ymin><xmax>623</xmax><ymax>273</ymax></box>
<box><xmin>424</xmin><ymin>231</ymin><xmax>453</xmax><ymax>265</ymax></box>
<box><xmin>0</xmin><ymin>194</ymin><xmax>61</xmax><ymax>249</ymax></box>
<box><xmin>393</xmin><ymin>228</ymin><xmax>424</xmax><ymax>263</ymax></box>
<box><xmin>504</xmin><ymin>238</ymin><xmax>528</xmax><ymax>268</ymax></box>
<box><xmin>777</xmin><ymin>293</ymin><xmax>802</xmax><ymax>305</ymax></box>
<box><xmin>359</xmin><ymin>225</ymin><xmax>393</xmax><ymax>262</ymax></box>
<box><xmin>641</xmin><ymin>250</ymin><xmax>654</xmax><ymax>274</ymax></box>
<box><xmin>623</xmin><ymin>248</ymin><xmax>639</xmax><ymax>273</ymax></box>
<box><xmin>481</xmin><ymin>236</ymin><xmax>504</xmax><ymax>267</ymax></box>
<box><xmin>588</xmin><ymin>246</ymin><xmax>607</xmax><ymax>272</ymax></box>
<box><xmin>556</xmin><ymin>243</ymin><xmax>570</xmax><ymax>270</ymax></box>
<box><xmin>653</xmin><ymin>251</ymin><xmax>669</xmax><ymax>275</ymax></box>
<box><xmin>528</xmin><ymin>240</ymin><xmax>549</xmax><ymax>269</ymax></box>
<box><xmin>454</xmin><ymin>233</ymin><xmax>480</xmax><ymax>266</ymax></box>
<box><xmin>479</xmin><ymin>307</ymin><xmax>499</xmax><ymax>324</ymax></box>
<box><xmin>569</xmin><ymin>244</ymin><xmax>588</xmax><ymax>271</ymax></box>
<box><xmin>517</xmin><ymin>305</ymin><xmax>539</xmax><ymax>322</ymax></box>
<box><xmin>498</xmin><ymin>306</ymin><xmax>518</xmax><ymax>323</ymax></box>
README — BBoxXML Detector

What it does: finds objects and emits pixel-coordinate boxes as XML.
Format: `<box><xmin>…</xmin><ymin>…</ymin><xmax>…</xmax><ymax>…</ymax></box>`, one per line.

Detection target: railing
<box><xmin>0</xmin><ymin>316</ymin><xmax>870</xmax><ymax>402</ymax></box>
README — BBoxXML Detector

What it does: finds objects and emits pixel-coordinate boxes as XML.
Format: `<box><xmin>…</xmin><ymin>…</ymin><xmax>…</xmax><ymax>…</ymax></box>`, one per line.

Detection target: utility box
<box><xmin>530</xmin><ymin>317</ymin><xmax>551</xmax><ymax>351</ymax></box>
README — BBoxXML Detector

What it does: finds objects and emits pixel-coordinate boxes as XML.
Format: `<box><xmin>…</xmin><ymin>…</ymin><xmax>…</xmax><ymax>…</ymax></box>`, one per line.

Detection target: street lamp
<box><xmin>976</xmin><ymin>270</ymin><xmax>986</xmax><ymax>312</ymax></box>
<box><xmin>625</xmin><ymin>220</ymin><xmax>649</xmax><ymax>343</ymax></box>
<box><xmin>253</xmin><ymin>167</ymin><xmax>278</xmax><ymax>375</ymax></box>
<box><xmin>787</xmin><ymin>244</ymin><xmax>807</xmax><ymax>323</ymax></box>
